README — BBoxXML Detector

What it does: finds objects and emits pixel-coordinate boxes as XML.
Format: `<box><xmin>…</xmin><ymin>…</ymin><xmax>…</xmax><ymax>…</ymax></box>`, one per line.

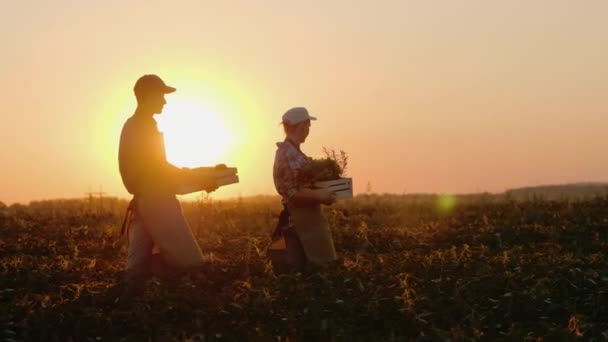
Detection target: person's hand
<box><xmin>205</xmin><ymin>179</ymin><xmax>219</xmax><ymax>193</ymax></box>
<box><xmin>319</xmin><ymin>189</ymin><xmax>337</xmax><ymax>205</ymax></box>
<box><xmin>196</xmin><ymin>170</ymin><xmax>218</xmax><ymax>193</ymax></box>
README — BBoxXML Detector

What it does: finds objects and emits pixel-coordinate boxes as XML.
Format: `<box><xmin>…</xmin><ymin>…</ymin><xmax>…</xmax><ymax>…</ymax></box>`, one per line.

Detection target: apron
<box><xmin>121</xmin><ymin>194</ymin><xmax>204</xmax><ymax>269</ymax></box>
<box><xmin>288</xmin><ymin>203</ymin><xmax>337</xmax><ymax>266</ymax></box>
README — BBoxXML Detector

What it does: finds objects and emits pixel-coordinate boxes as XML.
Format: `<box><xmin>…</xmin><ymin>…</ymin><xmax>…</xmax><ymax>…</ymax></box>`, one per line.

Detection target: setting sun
<box><xmin>156</xmin><ymin>94</ymin><xmax>233</xmax><ymax>168</ymax></box>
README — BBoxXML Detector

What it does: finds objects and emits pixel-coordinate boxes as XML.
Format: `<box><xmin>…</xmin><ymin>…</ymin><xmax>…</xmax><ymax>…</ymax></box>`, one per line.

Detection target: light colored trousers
<box><xmin>126</xmin><ymin>195</ymin><xmax>204</xmax><ymax>271</ymax></box>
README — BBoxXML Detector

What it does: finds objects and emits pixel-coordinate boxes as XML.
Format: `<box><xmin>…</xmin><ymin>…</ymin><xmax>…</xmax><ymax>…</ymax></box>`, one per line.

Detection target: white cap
<box><xmin>281</xmin><ymin>107</ymin><xmax>317</xmax><ymax>125</ymax></box>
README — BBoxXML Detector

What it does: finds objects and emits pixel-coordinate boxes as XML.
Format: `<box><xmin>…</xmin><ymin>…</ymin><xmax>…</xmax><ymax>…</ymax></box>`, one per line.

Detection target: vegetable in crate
<box><xmin>297</xmin><ymin>148</ymin><xmax>348</xmax><ymax>185</ymax></box>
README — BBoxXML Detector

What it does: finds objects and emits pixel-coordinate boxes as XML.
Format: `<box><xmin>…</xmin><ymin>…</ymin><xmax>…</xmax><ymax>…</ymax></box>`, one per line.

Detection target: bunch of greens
<box><xmin>297</xmin><ymin>147</ymin><xmax>349</xmax><ymax>185</ymax></box>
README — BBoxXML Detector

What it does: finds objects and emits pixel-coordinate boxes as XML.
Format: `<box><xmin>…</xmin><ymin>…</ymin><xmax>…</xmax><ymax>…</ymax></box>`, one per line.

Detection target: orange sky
<box><xmin>1</xmin><ymin>1</ymin><xmax>607</xmax><ymax>204</ymax></box>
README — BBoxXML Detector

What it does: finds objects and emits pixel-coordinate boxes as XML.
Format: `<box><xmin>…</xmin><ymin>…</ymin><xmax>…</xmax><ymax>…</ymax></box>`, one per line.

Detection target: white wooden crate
<box><xmin>314</xmin><ymin>177</ymin><xmax>353</xmax><ymax>199</ymax></box>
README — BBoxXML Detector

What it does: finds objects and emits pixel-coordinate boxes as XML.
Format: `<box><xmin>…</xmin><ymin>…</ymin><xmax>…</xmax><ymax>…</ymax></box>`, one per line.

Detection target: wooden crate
<box><xmin>216</xmin><ymin>174</ymin><xmax>239</xmax><ymax>187</ymax></box>
<box><xmin>314</xmin><ymin>177</ymin><xmax>353</xmax><ymax>199</ymax></box>
<box><xmin>215</xmin><ymin>167</ymin><xmax>239</xmax><ymax>187</ymax></box>
<box><xmin>177</xmin><ymin>167</ymin><xmax>239</xmax><ymax>194</ymax></box>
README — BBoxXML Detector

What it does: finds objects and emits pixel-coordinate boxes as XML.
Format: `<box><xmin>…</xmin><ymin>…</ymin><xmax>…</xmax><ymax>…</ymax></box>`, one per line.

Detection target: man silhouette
<box><xmin>118</xmin><ymin>74</ymin><xmax>219</xmax><ymax>279</ymax></box>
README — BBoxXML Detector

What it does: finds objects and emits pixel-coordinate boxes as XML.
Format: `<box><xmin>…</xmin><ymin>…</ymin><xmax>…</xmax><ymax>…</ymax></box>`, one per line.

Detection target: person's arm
<box><xmin>118</xmin><ymin>122</ymin><xmax>140</xmax><ymax>195</ymax></box>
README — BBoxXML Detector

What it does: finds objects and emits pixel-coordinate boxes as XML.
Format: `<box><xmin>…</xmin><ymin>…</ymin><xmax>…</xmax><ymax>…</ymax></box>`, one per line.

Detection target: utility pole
<box><xmin>97</xmin><ymin>186</ymin><xmax>106</xmax><ymax>213</ymax></box>
<box><xmin>84</xmin><ymin>185</ymin><xmax>106</xmax><ymax>214</ymax></box>
<box><xmin>85</xmin><ymin>186</ymin><xmax>94</xmax><ymax>213</ymax></box>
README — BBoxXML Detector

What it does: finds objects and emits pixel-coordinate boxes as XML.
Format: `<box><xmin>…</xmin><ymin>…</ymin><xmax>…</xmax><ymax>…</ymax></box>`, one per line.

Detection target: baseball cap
<box><xmin>281</xmin><ymin>107</ymin><xmax>317</xmax><ymax>125</ymax></box>
<box><xmin>133</xmin><ymin>74</ymin><xmax>176</xmax><ymax>97</ymax></box>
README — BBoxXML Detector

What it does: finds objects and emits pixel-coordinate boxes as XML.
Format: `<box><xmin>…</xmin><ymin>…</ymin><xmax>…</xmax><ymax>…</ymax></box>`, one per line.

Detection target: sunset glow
<box><xmin>157</xmin><ymin>95</ymin><xmax>233</xmax><ymax>168</ymax></box>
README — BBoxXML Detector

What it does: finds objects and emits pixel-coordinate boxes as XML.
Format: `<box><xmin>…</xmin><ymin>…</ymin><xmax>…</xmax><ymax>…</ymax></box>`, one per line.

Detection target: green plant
<box><xmin>297</xmin><ymin>147</ymin><xmax>349</xmax><ymax>184</ymax></box>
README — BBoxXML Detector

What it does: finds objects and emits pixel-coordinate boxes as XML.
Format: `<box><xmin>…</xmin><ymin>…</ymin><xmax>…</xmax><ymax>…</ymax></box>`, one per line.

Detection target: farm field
<box><xmin>2</xmin><ymin>194</ymin><xmax>608</xmax><ymax>340</ymax></box>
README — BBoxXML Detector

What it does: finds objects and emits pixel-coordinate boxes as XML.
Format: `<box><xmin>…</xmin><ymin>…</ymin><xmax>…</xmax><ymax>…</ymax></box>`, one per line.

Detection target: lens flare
<box><xmin>437</xmin><ymin>194</ymin><xmax>456</xmax><ymax>214</ymax></box>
